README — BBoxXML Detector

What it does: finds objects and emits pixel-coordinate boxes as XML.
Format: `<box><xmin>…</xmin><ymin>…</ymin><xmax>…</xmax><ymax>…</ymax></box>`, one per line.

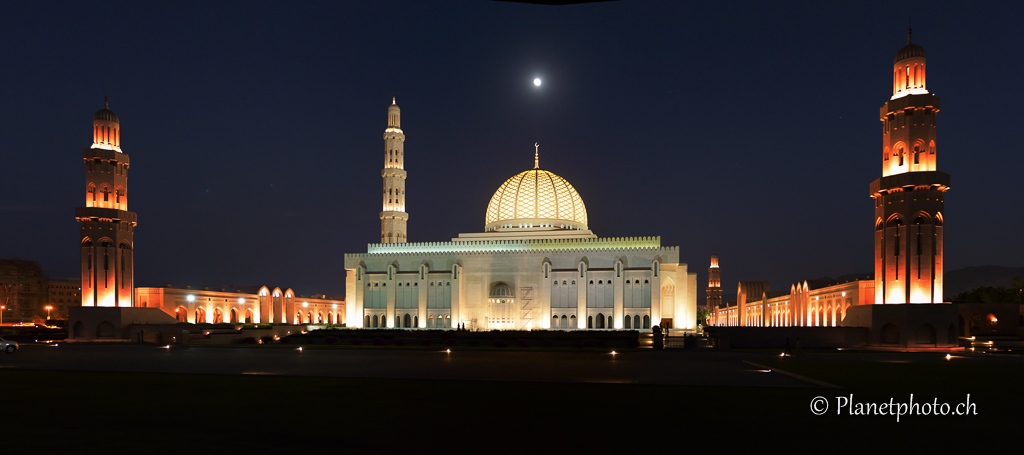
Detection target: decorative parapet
<box><xmin>360</xmin><ymin>236</ymin><xmax>664</xmax><ymax>255</ymax></box>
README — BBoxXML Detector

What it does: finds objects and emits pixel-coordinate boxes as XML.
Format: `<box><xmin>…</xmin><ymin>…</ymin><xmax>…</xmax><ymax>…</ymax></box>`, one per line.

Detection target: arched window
<box><xmin>364</xmin><ymin>315</ymin><xmax>370</xmax><ymax>327</ymax></box>
<box><xmin>404</xmin><ymin>314</ymin><xmax>411</xmax><ymax>328</ymax></box>
<box><xmin>880</xmin><ymin>323</ymin><xmax>900</xmax><ymax>345</ymax></box>
<box><xmin>560</xmin><ymin>315</ymin><xmax>567</xmax><ymax>329</ymax></box>
<box><xmin>916</xmin><ymin>324</ymin><xmax>936</xmax><ymax>346</ymax></box>
<box><xmin>372</xmin><ymin>315</ymin><xmax>379</xmax><ymax>328</ymax></box>
<box><xmin>633</xmin><ymin>315</ymin><xmax>641</xmax><ymax>329</ymax></box>
<box><xmin>624</xmin><ymin>315</ymin><xmax>632</xmax><ymax>329</ymax></box>
<box><xmin>587</xmin><ymin>316</ymin><xmax>593</xmax><ymax>328</ymax></box>
<box><xmin>643</xmin><ymin>315</ymin><xmax>650</xmax><ymax>329</ymax></box>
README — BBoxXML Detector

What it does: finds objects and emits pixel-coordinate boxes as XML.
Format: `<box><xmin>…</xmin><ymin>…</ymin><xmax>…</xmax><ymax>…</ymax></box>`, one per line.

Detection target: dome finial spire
<box><xmin>392</xmin><ymin>96</ymin><xmax>396</xmax><ymax>105</ymax></box>
<box><xmin>534</xmin><ymin>143</ymin><xmax>539</xmax><ymax>169</ymax></box>
<box><xmin>908</xmin><ymin>16</ymin><xmax>913</xmax><ymax>44</ymax></box>
<box><xmin>104</xmin><ymin>96</ymin><xmax>109</xmax><ymax>109</ymax></box>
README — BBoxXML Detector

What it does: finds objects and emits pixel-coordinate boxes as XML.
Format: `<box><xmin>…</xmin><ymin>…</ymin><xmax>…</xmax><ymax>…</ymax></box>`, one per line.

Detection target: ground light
<box><xmin>945</xmin><ymin>354</ymin><xmax>952</xmax><ymax>360</ymax></box>
<box><xmin>297</xmin><ymin>347</ymin><xmax>303</xmax><ymax>351</ymax></box>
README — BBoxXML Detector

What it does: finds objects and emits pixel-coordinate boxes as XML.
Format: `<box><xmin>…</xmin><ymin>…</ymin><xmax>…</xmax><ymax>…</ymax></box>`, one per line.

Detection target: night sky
<box><xmin>3</xmin><ymin>1</ymin><xmax>1022</xmax><ymax>302</ymax></box>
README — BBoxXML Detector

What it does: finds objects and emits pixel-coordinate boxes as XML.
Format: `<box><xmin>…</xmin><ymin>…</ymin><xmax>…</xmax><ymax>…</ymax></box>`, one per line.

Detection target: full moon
<box><xmin>533</xmin><ymin>78</ymin><xmax>542</xmax><ymax>87</ymax></box>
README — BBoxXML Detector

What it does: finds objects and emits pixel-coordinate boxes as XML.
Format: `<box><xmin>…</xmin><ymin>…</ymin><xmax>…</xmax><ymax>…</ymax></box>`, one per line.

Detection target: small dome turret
<box><xmin>94</xmin><ymin>107</ymin><xmax>119</xmax><ymax>123</ymax></box>
<box><xmin>91</xmin><ymin>97</ymin><xmax>122</xmax><ymax>152</ymax></box>
<box><xmin>387</xmin><ymin>97</ymin><xmax>401</xmax><ymax>129</ymax></box>
<box><xmin>890</xmin><ymin>29</ymin><xmax>928</xmax><ymax>99</ymax></box>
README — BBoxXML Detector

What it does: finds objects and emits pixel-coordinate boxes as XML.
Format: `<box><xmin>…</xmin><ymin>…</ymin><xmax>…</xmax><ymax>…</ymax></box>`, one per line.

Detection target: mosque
<box><xmin>344</xmin><ymin>100</ymin><xmax>697</xmax><ymax>331</ymax></box>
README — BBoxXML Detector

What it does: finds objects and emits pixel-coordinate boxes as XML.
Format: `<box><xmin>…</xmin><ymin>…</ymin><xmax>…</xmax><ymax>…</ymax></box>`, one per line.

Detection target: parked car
<box><xmin>0</xmin><ymin>337</ymin><xmax>18</xmax><ymax>354</ymax></box>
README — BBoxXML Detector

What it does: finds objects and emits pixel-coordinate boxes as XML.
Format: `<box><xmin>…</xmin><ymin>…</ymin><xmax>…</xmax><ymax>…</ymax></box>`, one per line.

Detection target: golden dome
<box><xmin>485</xmin><ymin>168</ymin><xmax>588</xmax><ymax>231</ymax></box>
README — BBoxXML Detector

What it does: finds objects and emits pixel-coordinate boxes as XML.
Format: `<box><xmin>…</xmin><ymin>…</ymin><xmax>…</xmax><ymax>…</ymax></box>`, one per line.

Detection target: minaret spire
<box><xmin>78</xmin><ymin>99</ymin><xmax>136</xmax><ymax>307</ymax></box>
<box><xmin>873</xmin><ymin>29</ymin><xmax>948</xmax><ymax>304</ymax></box>
<box><xmin>534</xmin><ymin>142</ymin><xmax>539</xmax><ymax>169</ymax></box>
<box><xmin>380</xmin><ymin>99</ymin><xmax>408</xmax><ymax>243</ymax></box>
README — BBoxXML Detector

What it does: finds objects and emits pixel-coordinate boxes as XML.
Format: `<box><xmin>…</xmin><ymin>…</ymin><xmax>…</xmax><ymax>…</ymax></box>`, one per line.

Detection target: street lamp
<box><xmin>45</xmin><ymin>305</ymin><xmax>53</xmax><ymax>320</ymax></box>
<box><xmin>0</xmin><ymin>305</ymin><xmax>5</xmax><ymax>326</ymax></box>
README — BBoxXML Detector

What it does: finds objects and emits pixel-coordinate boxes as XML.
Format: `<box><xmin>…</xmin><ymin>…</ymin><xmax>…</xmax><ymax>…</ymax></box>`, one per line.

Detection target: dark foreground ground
<box><xmin>1</xmin><ymin>345</ymin><xmax>1020</xmax><ymax>453</ymax></box>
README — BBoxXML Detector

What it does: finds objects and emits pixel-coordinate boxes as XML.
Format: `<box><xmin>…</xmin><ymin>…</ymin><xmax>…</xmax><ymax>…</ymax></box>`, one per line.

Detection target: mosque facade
<box><xmin>344</xmin><ymin>102</ymin><xmax>697</xmax><ymax>331</ymax></box>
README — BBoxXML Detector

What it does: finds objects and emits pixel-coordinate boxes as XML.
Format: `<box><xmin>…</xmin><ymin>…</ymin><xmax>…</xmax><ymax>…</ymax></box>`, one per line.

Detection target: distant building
<box><xmin>0</xmin><ymin>259</ymin><xmax>48</xmax><ymax>322</ymax></box>
<box><xmin>46</xmin><ymin>278</ymin><xmax>81</xmax><ymax>319</ymax></box>
<box><xmin>136</xmin><ymin>285</ymin><xmax>344</xmax><ymax>325</ymax></box>
<box><xmin>0</xmin><ymin>259</ymin><xmax>80</xmax><ymax>322</ymax></box>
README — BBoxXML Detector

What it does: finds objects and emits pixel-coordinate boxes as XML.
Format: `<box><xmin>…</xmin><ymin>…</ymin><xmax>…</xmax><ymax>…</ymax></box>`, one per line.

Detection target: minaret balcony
<box><xmin>83</xmin><ymin>147</ymin><xmax>130</xmax><ymax>163</ymax></box>
<box><xmin>880</xmin><ymin>93</ymin><xmax>940</xmax><ymax>117</ymax></box>
<box><xmin>869</xmin><ymin>170</ymin><xmax>950</xmax><ymax>196</ymax></box>
<box><xmin>75</xmin><ymin>207</ymin><xmax>137</xmax><ymax>224</ymax></box>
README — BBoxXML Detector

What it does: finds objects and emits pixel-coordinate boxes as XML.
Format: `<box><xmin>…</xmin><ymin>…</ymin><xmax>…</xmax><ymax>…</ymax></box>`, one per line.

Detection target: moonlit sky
<box><xmin>2</xmin><ymin>1</ymin><xmax>1022</xmax><ymax>302</ymax></box>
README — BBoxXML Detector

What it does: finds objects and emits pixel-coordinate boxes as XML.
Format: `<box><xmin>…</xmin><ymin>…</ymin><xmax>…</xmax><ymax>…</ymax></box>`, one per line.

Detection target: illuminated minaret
<box><xmin>706</xmin><ymin>253</ymin><xmax>721</xmax><ymax>310</ymax></box>
<box><xmin>380</xmin><ymin>98</ymin><xmax>408</xmax><ymax>243</ymax></box>
<box><xmin>871</xmin><ymin>29</ymin><xmax>949</xmax><ymax>304</ymax></box>
<box><xmin>76</xmin><ymin>98</ymin><xmax>137</xmax><ymax>307</ymax></box>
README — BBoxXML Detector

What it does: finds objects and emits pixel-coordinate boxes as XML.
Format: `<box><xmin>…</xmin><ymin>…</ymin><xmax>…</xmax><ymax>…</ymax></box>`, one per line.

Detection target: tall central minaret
<box><xmin>76</xmin><ymin>98</ymin><xmax>137</xmax><ymax>307</ymax></box>
<box><xmin>380</xmin><ymin>98</ymin><xmax>408</xmax><ymax>243</ymax></box>
<box><xmin>871</xmin><ymin>29</ymin><xmax>949</xmax><ymax>304</ymax></box>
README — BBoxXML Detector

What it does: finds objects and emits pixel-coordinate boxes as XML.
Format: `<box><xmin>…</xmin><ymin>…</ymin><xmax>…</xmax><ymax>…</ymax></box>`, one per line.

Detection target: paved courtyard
<box><xmin>2</xmin><ymin>344</ymin><xmax>822</xmax><ymax>387</ymax></box>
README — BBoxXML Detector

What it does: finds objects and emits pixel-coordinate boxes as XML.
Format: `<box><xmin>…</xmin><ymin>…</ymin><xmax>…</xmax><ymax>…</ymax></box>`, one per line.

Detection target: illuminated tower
<box><xmin>871</xmin><ymin>29</ymin><xmax>949</xmax><ymax>304</ymax></box>
<box><xmin>76</xmin><ymin>98</ymin><xmax>137</xmax><ymax>307</ymax></box>
<box><xmin>706</xmin><ymin>253</ymin><xmax>721</xmax><ymax>310</ymax></box>
<box><xmin>380</xmin><ymin>98</ymin><xmax>408</xmax><ymax>243</ymax></box>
